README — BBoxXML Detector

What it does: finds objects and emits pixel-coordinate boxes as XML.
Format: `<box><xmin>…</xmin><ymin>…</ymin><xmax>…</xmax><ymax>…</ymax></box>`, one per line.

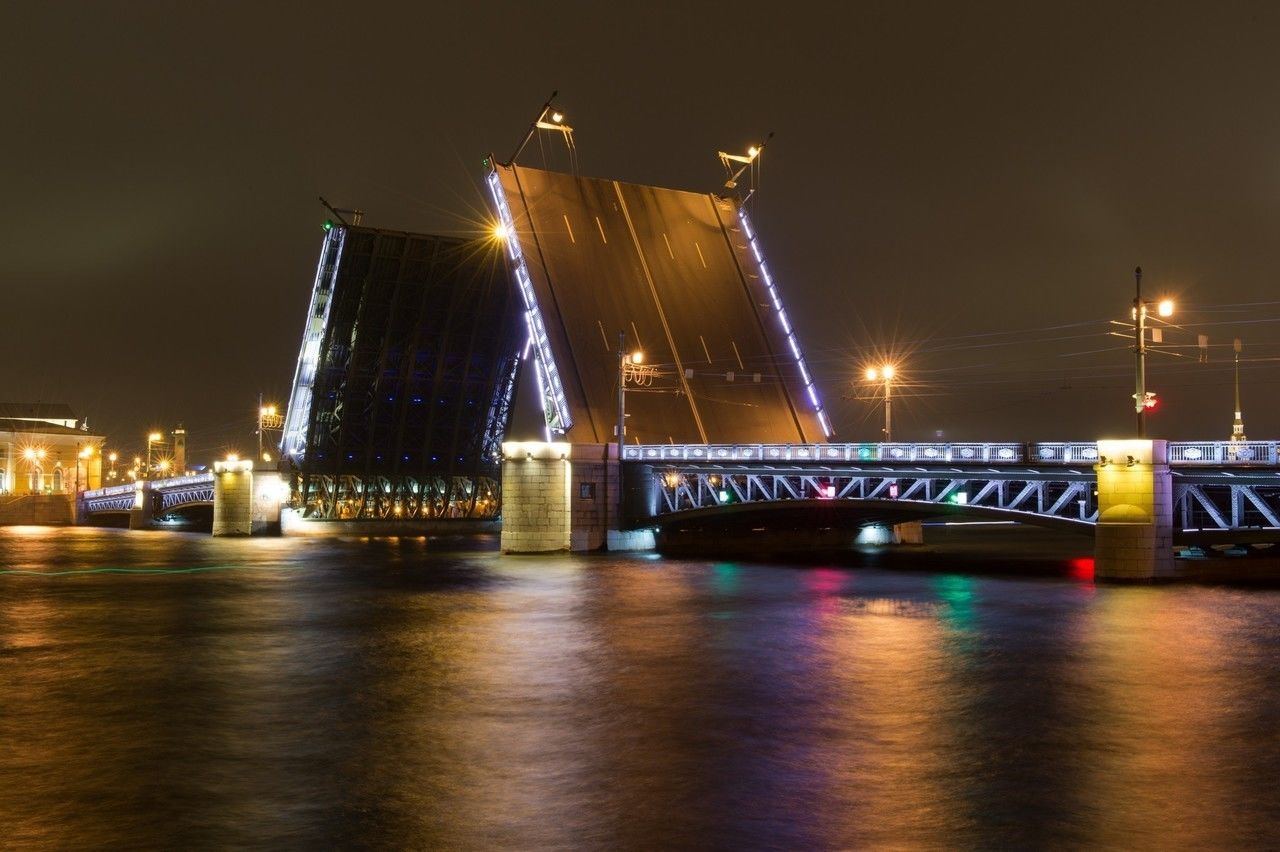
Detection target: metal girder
<box><xmin>652</xmin><ymin>467</ymin><xmax>1098</xmax><ymax>524</ymax></box>
<box><xmin>1175</xmin><ymin>481</ymin><xmax>1280</xmax><ymax>531</ymax></box>
<box><xmin>625</xmin><ymin>440</ymin><xmax>1280</xmax><ymax>468</ymax></box>
<box><xmin>291</xmin><ymin>472</ymin><xmax>499</xmax><ymax>521</ymax></box>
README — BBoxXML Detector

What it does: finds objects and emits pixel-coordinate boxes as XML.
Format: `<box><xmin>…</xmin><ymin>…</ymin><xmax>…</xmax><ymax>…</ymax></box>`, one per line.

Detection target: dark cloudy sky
<box><xmin>6</xmin><ymin>2</ymin><xmax>1280</xmax><ymax>460</ymax></box>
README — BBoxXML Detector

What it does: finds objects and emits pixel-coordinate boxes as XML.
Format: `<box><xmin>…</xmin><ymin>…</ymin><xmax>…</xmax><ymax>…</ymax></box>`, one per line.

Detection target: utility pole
<box><xmin>1134</xmin><ymin>266</ymin><xmax>1146</xmax><ymax>438</ymax></box>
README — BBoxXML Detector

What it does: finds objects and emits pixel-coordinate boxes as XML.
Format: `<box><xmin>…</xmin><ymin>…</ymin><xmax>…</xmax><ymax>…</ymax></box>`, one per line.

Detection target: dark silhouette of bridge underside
<box><xmin>495</xmin><ymin>164</ymin><xmax>826</xmax><ymax>444</ymax></box>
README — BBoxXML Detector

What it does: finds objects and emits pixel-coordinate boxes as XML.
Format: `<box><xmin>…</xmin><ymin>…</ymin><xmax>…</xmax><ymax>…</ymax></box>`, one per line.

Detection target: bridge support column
<box><xmin>1094</xmin><ymin>439</ymin><xmax>1174</xmax><ymax>582</ymax></box>
<box><xmin>212</xmin><ymin>460</ymin><xmax>284</xmax><ymax>536</ymax></box>
<box><xmin>500</xmin><ymin>442</ymin><xmax>654</xmax><ymax>553</ymax></box>
<box><xmin>213</xmin><ymin>459</ymin><xmax>254</xmax><ymax>536</ymax></box>
<box><xmin>128</xmin><ymin>482</ymin><xmax>157</xmax><ymax>530</ymax></box>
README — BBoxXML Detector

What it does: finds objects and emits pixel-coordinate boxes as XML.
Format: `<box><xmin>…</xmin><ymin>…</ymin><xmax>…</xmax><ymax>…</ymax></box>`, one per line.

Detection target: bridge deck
<box><xmin>491</xmin><ymin>164</ymin><xmax>827</xmax><ymax>445</ymax></box>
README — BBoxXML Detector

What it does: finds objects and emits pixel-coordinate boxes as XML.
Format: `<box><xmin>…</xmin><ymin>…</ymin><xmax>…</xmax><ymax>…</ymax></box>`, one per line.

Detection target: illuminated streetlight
<box><xmin>1131</xmin><ymin>267</ymin><xmax>1175</xmax><ymax>438</ymax></box>
<box><xmin>145</xmin><ymin>432</ymin><xmax>164</xmax><ymax>480</ymax></box>
<box><xmin>865</xmin><ymin>365</ymin><xmax>897</xmax><ymax>442</ymax></box>
<box><xmin>257</xmin><ymin>398</ymin><xmax>284</xmax><ymax>463</ymax></box>
<box><xmin>75</xmin><ymin>445</ymin><xmax>92</xmax><ymax>493</ymax></box>
<box><xmin>616</xmin><ymin>335</ymin><xmax>645</xmax><ymax>530</ymax></box>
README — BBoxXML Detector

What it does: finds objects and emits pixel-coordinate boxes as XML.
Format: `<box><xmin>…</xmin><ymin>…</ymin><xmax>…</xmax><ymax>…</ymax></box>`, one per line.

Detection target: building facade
<box><xmin>0</xmin><ymin>404</ymin><xmax>105</xmax><ymax>495</ymax></box>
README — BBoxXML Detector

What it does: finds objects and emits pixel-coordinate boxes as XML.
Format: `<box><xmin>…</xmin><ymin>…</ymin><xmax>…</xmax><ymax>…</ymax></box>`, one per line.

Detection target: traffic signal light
<box><xmin>1142</xmin><ymin>391</ymin><xmax>1158</xmax><ymax>410</ymax></box>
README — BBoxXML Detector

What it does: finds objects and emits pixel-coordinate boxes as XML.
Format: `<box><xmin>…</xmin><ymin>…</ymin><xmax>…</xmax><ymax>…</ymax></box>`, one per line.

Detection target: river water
<box><xmin>2</xmin><ymin>526</ymin><xmax>1279</xmax><ymax>849</ymax></box>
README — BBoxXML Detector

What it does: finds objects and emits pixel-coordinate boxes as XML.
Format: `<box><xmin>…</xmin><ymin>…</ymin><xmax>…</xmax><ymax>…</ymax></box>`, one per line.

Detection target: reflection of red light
<box><xmin>1069</xmin><ymin>557</ymin><xmax>1095</xmax><ymax>581</ymax></box>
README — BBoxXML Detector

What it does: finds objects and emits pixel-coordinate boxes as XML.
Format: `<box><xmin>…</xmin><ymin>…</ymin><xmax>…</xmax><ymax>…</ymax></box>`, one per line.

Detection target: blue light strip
<box><xmin>737</xmin><ymin>209</ymin><xmax>833</xmax><ymax>437</ymax></box>
<box><xmin>487</xmin><ymin>169</ymin><xmax>572</xmax><ymax>433</ymax></box>
<box><xmin>282</xmin><ymin>226</ymin><xmax>347</xmax><ymax>459</ymax></box>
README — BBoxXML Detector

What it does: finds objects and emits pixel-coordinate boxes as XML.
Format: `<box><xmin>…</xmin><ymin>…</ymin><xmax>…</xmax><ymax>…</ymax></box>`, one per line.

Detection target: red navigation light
<box><xmin>1142</xmin><ymin>391</ymin><xmax>1159</xmax><ymax>410</ymax></box>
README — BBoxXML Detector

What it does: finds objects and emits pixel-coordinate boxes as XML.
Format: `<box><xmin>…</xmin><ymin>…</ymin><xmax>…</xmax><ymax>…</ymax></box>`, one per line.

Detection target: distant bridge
<box><xmin>81</xmin><ymin>473</ymin><xmax>215</xmax><ymax>520</ymax></box>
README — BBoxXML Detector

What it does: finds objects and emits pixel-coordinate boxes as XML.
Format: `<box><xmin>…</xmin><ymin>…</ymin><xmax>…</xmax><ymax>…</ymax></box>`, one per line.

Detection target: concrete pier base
<box><xmin>500</xmin><ymin>441</ymin><xmax>653</xmax><ymax>553</ymax></box>
<box><xmin>1094</xmin><ymin>439</ymin><xmax>1174</xmax><ymax>582</ymax></box>
<box><xmin>213</xmin><ymin>459</ymin><xmax>254</xmax><ymax>536</ymax></box>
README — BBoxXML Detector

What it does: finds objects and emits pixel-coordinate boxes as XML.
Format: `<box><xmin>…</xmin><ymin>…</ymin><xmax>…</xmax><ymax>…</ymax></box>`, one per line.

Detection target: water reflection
<box><xmin>2</xmin><ymin>529</ymin><xmax>1279</xmax><ymax>848</ymax></box>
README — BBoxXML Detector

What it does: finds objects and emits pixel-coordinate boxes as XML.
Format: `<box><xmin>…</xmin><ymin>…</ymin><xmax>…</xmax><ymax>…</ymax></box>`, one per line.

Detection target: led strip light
<box><xmin>487</xmin><ymin>169</ymin><xmax>572</xmax><ymax>434</ymax></box>
<box><xmin>737</xmin><ymin>208</ymin><xmax>833</xmax><ymax>437</ymax></box>
<box><xmin>281</xmin><ymin>226</ymin><xmax>347</xmax><ymax>459</ymax></box>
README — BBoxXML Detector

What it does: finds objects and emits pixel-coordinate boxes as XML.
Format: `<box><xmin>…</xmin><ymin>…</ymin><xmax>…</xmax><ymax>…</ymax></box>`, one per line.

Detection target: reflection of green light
<box><xmin>933</xmin><ymin>573</ymin><xmax>976</xmax><ymax>629</ymax></box>
<box><xmin>1</xmin><ymin>565</ymin><xmax>297</xmax><ymax>577</ymax></box>
<box><xmin>711</xmin><ymin>562</ymin><xmax>740</xmax><ymax>594</ymax></box>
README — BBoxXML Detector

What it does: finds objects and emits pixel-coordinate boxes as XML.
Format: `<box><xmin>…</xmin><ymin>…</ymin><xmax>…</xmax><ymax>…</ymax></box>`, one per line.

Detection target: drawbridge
<box><xmin>486</xmin><ymin>162</ymin><xmax>832</xmax><ymax>445</ymax></box>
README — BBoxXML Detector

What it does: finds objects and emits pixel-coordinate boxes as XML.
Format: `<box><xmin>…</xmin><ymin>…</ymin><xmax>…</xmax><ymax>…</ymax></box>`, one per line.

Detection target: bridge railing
<box><xmin>1167</xmin><ymin>441</ymin><xmax>1278</xmax><ymax>465</ymax></box>
<box><xmin>84</xmin><ymin>482</ymin><xmax>138</xmax><ymax>499</ymax></box>
<box><xmin>624</xmin><ymin>441</ymin><xmax>1280</xmax><ymax>467</ymax></box>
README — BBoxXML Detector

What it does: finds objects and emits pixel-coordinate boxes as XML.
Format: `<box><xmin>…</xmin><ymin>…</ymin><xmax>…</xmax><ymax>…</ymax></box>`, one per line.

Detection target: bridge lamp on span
<box><xmin>864</xmin><ymin>364</ymin><xmax>897</xmax><ymax>444</ymax></box>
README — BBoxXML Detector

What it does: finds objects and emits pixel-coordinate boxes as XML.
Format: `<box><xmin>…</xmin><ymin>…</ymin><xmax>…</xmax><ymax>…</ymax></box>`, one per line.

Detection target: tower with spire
<box><xmin>1230</xmin><ymin>338</ymin><xmax>1247</xmax><ymax>442</ymax></box>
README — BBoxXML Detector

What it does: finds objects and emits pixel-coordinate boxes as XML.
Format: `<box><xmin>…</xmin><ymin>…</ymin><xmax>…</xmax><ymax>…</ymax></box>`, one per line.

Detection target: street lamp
<box><xmin>22</xmin><ymin>446</ymin><xmax>46</xmax><ymax>493</ymax></box>
<box><xmin>1131</xmin><ymin>266</ymin><xmax>1174</xmax><ymax>438</ymax></box>
<box><xmin>865</xmin><ymin>364</ymin><xmax>896</xmax><ymax>442</ymax></box>
<box><xmin>258</xmin><ymin>399</ymin><xmax>284</xmax><ymax>463</ymax></box>
<box><xmin>617</xmin><ymin>334</ymin><xmax>644</xmax><ymax>531</ymax></box>
<box><xmin>107</xmin><ymin>451</ymin><xmax>118</xmax><ymax>480</ymax></box>
<box><xmin>146</xmin><ymin>432</ymin><xmax>163</xmax><ymax>480</ymax></box>
<box><xmin>76</xmin><ymin>446</ymin><xmax>92</xmax><ymax>493</ymax></box>
<box><xmin>617</xmin><ymin>342</ymin><xmax>644</xmax><ymax>460</ymax></box>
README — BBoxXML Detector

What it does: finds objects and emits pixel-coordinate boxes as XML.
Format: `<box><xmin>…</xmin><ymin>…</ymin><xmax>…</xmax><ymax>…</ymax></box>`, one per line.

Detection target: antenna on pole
<box><xmin>318</xmin><ymin>196</ymin><xmax>363</xmax><ymax>227</ymax></box>
<box><xmin>718</xmin><ymin>132</ymin><xmax>774</xmax><ymax>194</ymax></box>
<box><xmin>506</xmin><ymin>90</ymin><xmax>569</xmax><ymax>166</ymax></box>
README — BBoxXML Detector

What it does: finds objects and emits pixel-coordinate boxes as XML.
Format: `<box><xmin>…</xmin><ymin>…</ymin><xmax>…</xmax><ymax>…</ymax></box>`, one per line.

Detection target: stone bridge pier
<box><xmin>212</xmin><ymin>459</ymin><xmax>284</xmax><ymax>536</ymax></box>
<box><xmin>499</xmin><ymin>442</ymin><xmax>654</xmax><ymax>553</ymax></box>
<box><xmin>1093</xmin><ymin>439</ymin><xmax>1174</xmax><ymax>582</ymax></box>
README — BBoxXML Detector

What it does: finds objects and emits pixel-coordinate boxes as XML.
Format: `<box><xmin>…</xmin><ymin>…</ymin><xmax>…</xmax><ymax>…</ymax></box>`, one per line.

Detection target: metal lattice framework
<box><xmin>623</xmin><ymin>440</ymin><xmax>1280</xmax><ymax>467</ymax></box>
<box><xmin>280</xmin><ymin>225</ymin><xmax>523</xmax><ymax>521</ymax></box>
<box><xmin>628</xmin><ymin>442</ymin><xmax>1280</xmax><ymax>537</ymax></box>
<box><xmin>1173</xmin><ymin>472</ymin><xmax>1280</xmax><ymax>533</ymax></box>
<box><xmin>82</xmin><ymin>473</ymin><xmax>215</xmax><ymax>517</ymax></box>
<box><xmin>652</xmin><ymin>466</ymin><xmax>1098</xmax><ymax>526</ymax></box>
<box><xmin>82</xmin><ymin>482</ymin><xmax>137</xmax><ymax>514</ymax></box>
<box><xmin>157</xmin><ymin>474</ymin><xmax>215</xmax><ymax>512</ymax></box>
<box><xmin>292</xmin><ymin>473</ymin><xmax>500</xmax><ymax>520</ymax></box>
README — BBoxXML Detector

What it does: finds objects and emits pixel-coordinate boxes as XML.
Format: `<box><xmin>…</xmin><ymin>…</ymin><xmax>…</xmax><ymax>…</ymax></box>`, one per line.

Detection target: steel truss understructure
<box><xmin>81</xmin><ymin>473</ymin><xmax>215</xmax><ymax>517</ymax></box>
<box><xmin>653</xmin><ymin>466</ymin><xmax>1099</xmax><ymax>524</ymax></box>
<box><xmin>1173</xmin><ymin>473</ymin><xmax>1280</xmax><ymax>533</ymax></box>
<box><xmin>156</xmin><ymin>474</ymin><xmax>215</xmax><ymax>513</ymax></box>
<box><xmin>293</xmin><ymin>473</ymin><xmax>500</xmax><ymax>520</ymax></box>
<box><xmin>283</xmin><ymin>226</ymin><xmax>522</xmax><ymax>520</ymax></box>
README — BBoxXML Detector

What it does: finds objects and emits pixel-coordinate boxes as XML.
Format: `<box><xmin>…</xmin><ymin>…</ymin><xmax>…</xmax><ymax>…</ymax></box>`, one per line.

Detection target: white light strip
<box><xmin>487</xmin><ymin>170</ymin><xmax>572</xmax><ymax>433</ymax></box>
<box><xmin>281</xmin><ymin>226</ymin><xmax>347</xmax><ymax>459</ymax></box>
<box><xmin>737</xmin><ymin>208</ymin><xmax>832</xmax><ymax>437</ymax></box>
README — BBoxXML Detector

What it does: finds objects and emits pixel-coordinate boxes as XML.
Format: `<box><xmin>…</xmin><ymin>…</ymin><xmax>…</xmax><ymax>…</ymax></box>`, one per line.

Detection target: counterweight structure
<box><xmin>281</xmin><ymin>225</ymin><xmax>522</xmax><ymax>519</ymax></box>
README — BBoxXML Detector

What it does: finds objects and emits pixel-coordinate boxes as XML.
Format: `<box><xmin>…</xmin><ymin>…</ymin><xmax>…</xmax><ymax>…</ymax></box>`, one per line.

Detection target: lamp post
<box><xmin>1131</xmin><ymin>266</ymin><xmax>1174</xmax><ymax>438</ymax></box>
<box><xmin>865</xmin><ymin>364</ymin><xmax>896</xmax><ymax>442</ymax></box>
<box><xmin>75</xmin><ymin>446</ymin><xmax>92</xmax><ymax>493</ymax></box>
<box><xmin>617</xmin><ymin>333</ymin><xmax>643</xmax><ymax>529</ymax></box>
<box><xmin>146</xmin><ymin>432</ymin><xmax>163</xmax><ymax>480</ymax></box>
<box><xmin>258</xmin><ymin>396</ymin><xmax>283</xmax><ymax>463</ymax></box>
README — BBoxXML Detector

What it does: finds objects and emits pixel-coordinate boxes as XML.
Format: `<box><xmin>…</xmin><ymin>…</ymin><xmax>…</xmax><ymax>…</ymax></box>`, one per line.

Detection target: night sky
<box><xmin>7</xmin><ymin>3</ymin><xmax>1280</xmax><ymax>461</ymax></box>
